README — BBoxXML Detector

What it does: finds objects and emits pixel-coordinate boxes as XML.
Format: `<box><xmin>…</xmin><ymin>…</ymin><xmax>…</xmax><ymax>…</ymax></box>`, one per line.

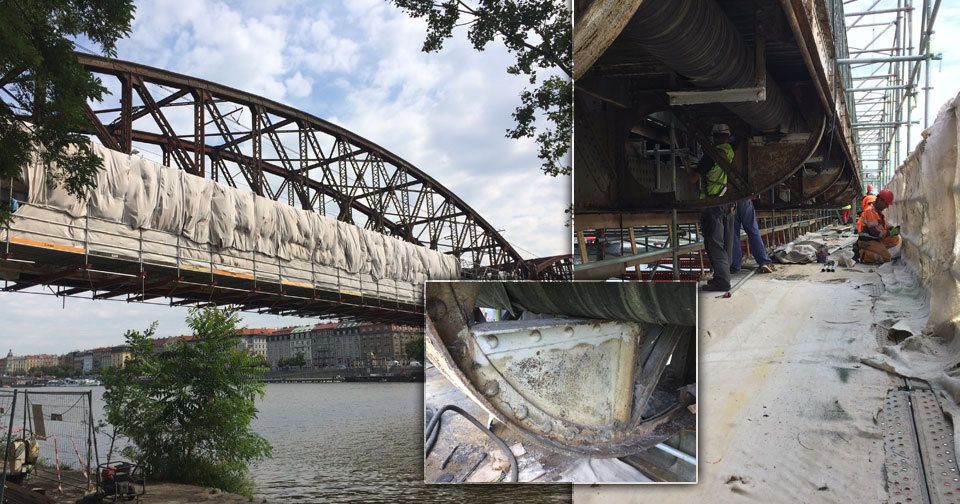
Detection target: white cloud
<box><xmin>286</xmin><ymin>71</ymin><xmax>313</xmax><ymax>98</ymax></box>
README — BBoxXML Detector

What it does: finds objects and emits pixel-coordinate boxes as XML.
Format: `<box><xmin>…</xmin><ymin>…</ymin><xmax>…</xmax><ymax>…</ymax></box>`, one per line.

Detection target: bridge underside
<box><xmin>574</xmin><ymin>0</ymin><xmax>862</xmax><ymax>214</ymax></box>
<box><xmin>0</xmin><ymin>240</ymin><xmax>423</xmax><ymax>324</ymax></box>
<box><xmin>572</xmin><ymin>0</ymin><xmax>863</xmax><ymax>279</ymax></box>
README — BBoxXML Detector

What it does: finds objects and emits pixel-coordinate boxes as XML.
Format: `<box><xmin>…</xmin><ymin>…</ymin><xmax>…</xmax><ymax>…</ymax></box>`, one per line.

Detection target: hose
<box><xmin>424</xmin><ymin>404</ymin><xmax>519</xmax><ymax>483</ymax></box>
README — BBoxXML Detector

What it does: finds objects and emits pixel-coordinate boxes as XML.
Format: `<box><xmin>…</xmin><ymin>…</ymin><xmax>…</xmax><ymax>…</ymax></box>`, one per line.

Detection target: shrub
<box><xmin>102</xmin><ymin>307</ymin><xmax>271</xmax><ymax>495</ymax></box>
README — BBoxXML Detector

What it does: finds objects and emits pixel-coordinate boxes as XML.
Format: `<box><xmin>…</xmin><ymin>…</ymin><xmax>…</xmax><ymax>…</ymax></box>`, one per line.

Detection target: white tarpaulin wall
<box><xmin>863</xmin><ymin>90</ymin><xmax>960</xmax><ymax>437</ymax></box>
<box><xmin>6</xmin><ymin>142</ymin><xmax>460</xmax><ymax>303</ymax></box>
<box><xmin>884</xmin><ymin>92</ymin><xmax>960</xmax><ymax>338</ymax></box>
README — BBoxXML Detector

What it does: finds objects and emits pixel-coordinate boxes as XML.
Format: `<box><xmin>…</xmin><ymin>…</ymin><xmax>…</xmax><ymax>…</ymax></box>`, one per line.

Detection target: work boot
<box><xmin>757</xmin><ymin>263</ymin><xmax>775</xmax><ymax>273</ymax></box>
<box><xmin>701</xmin><ymin>281</ymin><xmax>730</xmax><ymax>292</ymax></box>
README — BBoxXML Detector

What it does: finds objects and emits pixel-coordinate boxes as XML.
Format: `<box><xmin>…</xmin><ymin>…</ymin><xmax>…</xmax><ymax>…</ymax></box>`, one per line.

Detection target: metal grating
<box><xmin>911</xmin><ymin>389</ymin><xmax>960</xmax><ymax>502</ymax></box>
<box><xmin>882</xmin><ymin>389</ymin><xmax>929</xmax><ymax>504</ymax></box>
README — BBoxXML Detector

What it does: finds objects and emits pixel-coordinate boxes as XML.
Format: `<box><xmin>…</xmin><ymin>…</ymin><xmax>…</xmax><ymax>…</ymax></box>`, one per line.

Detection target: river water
<box><xmin>27</xmin><ymin>383</ymin><xmax>571</xmax><ymax>503</ymax></box>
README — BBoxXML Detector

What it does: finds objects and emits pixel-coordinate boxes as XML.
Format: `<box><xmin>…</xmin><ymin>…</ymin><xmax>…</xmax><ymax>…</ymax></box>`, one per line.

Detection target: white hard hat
<box><xmin>712</xmin><ymin>124</ymin><xmax>731</xmax><ymax>135</ymax></box>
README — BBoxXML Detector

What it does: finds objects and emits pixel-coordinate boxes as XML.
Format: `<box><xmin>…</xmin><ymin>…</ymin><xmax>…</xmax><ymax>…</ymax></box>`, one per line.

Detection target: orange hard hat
<box><xmin>866</xmin><ymin>184</ymin><xmax>874</xmax><ymax>193</ymax></box>
<box><xmin>877</xmin><ymin>188</ymin><xmax>894</xmax><ymax>205</ymax></box>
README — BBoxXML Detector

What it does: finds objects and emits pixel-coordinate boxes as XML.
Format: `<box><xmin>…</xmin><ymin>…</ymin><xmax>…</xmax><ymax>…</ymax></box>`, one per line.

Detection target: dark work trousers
<box><xmin>731</xmin><ymin>198</ymin><xmax>772</xmax><ymax>272</ymax></box>
<box><xmin>700</xmin><ymin>204</ymin><xmax>735</xmax><ymax>289</ymax></box>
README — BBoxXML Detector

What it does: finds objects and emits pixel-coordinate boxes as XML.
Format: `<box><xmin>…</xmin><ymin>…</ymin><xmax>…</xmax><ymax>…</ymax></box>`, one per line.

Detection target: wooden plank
<box><xmin>2</xmin><ymin>480</ymin><xmax>56</xmax><ymax>504</ymax></box>
<box><xmin>577</xmin><ymin>231</ymin><xmax>589</xmax><ymax>264</ymax></box>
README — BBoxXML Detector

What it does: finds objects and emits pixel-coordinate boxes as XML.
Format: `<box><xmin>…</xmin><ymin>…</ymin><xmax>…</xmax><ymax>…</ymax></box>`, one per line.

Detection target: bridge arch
<box><xmin>74</xmin><ymin>53</ymin><xmax>524</xmax><ymax>277</ymax></box>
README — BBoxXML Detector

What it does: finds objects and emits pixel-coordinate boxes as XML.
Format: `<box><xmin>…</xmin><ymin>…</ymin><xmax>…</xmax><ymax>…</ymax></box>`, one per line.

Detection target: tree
<box><xmin>278</xmin><ymin>352</ymin><xmax>306</xmax><ymax>369</ymax></box>
<box><xmin>0</xmin><ymin>0</ymin><xmax>135</xmax><ymax>225</ymax></box>
<box><xmin>392</xmin><ymin>0</ymin><xmax>572</xmax><ymax>176</ymax></box>
<box><xmin>405</xmin><ymin>336</ymin><xmax>425</xmax><ymax>363</ymax></box>
<box><xmin>101</xmin><ymin>308</ymin><xmax>271</xmax><ymax>496</ymax></box>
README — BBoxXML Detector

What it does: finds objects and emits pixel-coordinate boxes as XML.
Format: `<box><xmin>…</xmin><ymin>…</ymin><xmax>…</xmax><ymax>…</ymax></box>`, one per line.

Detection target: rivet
<box><xmin>564</xmin><ymin>326</ymin><xmax>574</xmax><ymax>337</ymax></box>
<box><xmin>485</xmin><ymin>335</ymin><xmax>499</xmax><ymax>348</ymax></box>
<box><xmin>515</xmin><ymin>405</ymin><xmax>528</xmax><ymax>420</ymax></box>
<box><xmin>530</xmin><ymin>329</ymin><xmax>542</xmax><ymax>341</ymax></box>
<box><xmin>543</xmin><ymin>420</ymin><xmax>553</xmax><ymax>433</ymax></box>
<box><xmin>426</xmin><ymin>298</ymin><xmax>447</xmax><ymax>321</ymax></box>
<box><xmin>482</xmin><ymin>380</ymin><xmax>499</xmax><ymax>397</ymax></box>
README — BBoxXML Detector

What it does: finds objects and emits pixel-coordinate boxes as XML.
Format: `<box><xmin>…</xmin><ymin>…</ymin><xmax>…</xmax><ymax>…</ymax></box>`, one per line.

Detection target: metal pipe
<box><xmin>627</xmin><ymin>0</ymin><xmax>797</xmax><ymax>132</ymax></box>
<box><xmin>838</xmin><ymin>53</ymin><xmax>939</xmax><ymax>64</ymax></box>
<box><xmin>846</xmin><ymin>85</ymin><xmax>914</xmax><ymax>92</ymax></box>
<box><xmin>852</xmin><ymin>121</ymin><xmax>919</xmax><ymax>128</ymax></box>
<box><xmin>655</xmin><ymin>442</ymin><xmax>697</xmax><ymax>465</ymax></box>
<box><xmin>846</xmin><ymin>7</ymin><xmax>913</xmax><ymax>16</ymax></box>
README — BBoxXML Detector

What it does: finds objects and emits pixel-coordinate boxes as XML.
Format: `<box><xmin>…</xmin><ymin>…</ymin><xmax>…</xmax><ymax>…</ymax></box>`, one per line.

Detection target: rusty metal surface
<box><xmin>425</xmin><ymin>282</ymin><xmax>697</xmax><ymax>457</ymax></box>
<box><xmin>21</xmin><ymin>53</ymin><xmax>530</xmax><ymax>278</ymax></box>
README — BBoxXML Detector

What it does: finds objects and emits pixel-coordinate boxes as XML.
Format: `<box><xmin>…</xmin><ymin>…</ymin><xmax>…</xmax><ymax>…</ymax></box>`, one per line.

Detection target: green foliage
<box><xmin>28</xmin><ymin>364</ymin><xmax>76</xmax><ymax>378</ymax></box>
<box><xmin>101</xmin><ymin>308</ymin><xmax>271</xmax><ymax>496</ymax></box>
<box><xmin>392</xmin><ymin>0</ymin><xmax>572</xmax><ymax>176</ymax></box>
<box><xmin>276</xmin><ymin>352</ymin><xmax>307</xmax><ymax>369</ymax></box>
<box><xmin>404</xmin><ymin>336</ymin><xmax>425</xmax><ymax>363</ymax></box>
<box><xmin>0</xmin><ymin>0</ymin><xmax>135</xmax><ymax>225</ymax></box>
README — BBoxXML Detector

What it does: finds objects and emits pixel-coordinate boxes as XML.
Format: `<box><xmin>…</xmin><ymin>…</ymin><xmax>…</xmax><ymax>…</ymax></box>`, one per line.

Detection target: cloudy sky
<box><xmin>0</xmin><ymin>0</ymin><xmax>570</xmax><ymax>355</ymax></box>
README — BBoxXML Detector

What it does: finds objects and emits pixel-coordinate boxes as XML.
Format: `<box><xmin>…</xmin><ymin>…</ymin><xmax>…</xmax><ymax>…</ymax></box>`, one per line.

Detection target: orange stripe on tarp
<box><xmin>9</xmin><ymin>236</ymin><xmax>84</xmax><ymax>254</ymax></box>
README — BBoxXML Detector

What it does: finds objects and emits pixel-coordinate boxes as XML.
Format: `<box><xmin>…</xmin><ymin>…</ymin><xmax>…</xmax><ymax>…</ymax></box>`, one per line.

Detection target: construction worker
<box><xmin>860</xmin><ymin>184</ymin><xmax>876</xmax><ymax>211</ymax></box>
<box><xmin>840</xmin><ymin>203</ymin><xmax>852</xmax><ymax>224</ymax></box>
<box><xmin>856</xmin><ymin>188</ymin><xmax>901</xmax><ymax>264</ymax></box>
<box><xmin>689</xmin><ymin>124</ymin><xmax>736</xmax><ymax>291</ymax></box>
<box><xmin>731</xmin><ymin>196</ymin><xmax>775</xmax><ymax>274</ymax></box>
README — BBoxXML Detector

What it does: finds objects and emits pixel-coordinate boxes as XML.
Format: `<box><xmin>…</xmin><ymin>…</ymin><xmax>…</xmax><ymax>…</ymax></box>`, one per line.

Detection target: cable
<box><xmin>424</xmin><ymin>404</ymin><xmax>518</xmax><ymax>483</ymax></box>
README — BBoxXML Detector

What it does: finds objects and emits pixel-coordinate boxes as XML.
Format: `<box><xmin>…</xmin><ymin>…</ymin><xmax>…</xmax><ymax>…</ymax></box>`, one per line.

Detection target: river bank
<box><xmin>15</xmin><ymin>383</ymin><xmax>569</xmax><ymax>503</ymax></box>
<box><xmin>14</xmin><ymin>469</ymin><xmax>268</xmax><ymax>504</ymax></box>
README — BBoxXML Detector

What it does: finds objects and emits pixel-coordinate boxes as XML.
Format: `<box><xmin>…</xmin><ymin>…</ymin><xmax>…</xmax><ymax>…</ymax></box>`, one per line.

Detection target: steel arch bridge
<box><xmin>72</xmin><ymin>53</ymin><xmax>525</xmax><ymax>278</ymax></box>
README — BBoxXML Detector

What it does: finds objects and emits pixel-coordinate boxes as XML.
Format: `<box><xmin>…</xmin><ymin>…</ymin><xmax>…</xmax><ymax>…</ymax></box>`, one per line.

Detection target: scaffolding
<box><xmin>841</xmin><ymin>0</ymin><xmax>943</xmax><ymax>188</ymax></box>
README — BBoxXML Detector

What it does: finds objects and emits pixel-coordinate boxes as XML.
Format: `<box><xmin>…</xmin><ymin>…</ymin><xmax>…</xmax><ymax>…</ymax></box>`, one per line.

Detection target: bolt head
<box><xmin>426</xmin><ymin>299</ymin><xmax>447</xmax><ymax>321</ymax></box>
<box><xmin>515</xmin><ymin>405</ymin><xmax>528</xmax><ymax>420</ymax></box>
<box><xmin>530</xmin><ymin>329</ymin><xmax>542</xmax><ymax>342</ymax></box>
<box><xmin>485</xmin><ymin>335</ymin><xmax>499</xmax><ymax>349</ymax></box>
<box><xmin>482</xmin><ymin>380</ymin><xmax>499</xmax><ymax>397</ymax></box>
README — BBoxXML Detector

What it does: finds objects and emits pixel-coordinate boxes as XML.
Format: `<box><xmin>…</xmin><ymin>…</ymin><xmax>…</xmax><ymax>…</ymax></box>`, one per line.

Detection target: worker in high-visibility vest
<box><xmin>688</xmin><ymin>124</ymin><xmax>736</xmax><ymax>291</ymax></box>
<box><xmin>839</xmin><ymin>204</ymin><xmax>852</xmax><ymax>224</ymax></box>
<box><xmin>860</xmin><ymin>184</ymin><xmax>876</xmax><ymax>212</ymax></box>
<box><xmin>855</xmin><ymin>188</ymin><xmax>900</xmax><ymax>264</ymax></box>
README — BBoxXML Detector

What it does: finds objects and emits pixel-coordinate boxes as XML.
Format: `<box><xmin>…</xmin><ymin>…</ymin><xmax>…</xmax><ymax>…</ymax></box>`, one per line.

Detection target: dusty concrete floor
<box><xmin>576</xmin><ymin>236</ymin><xmax>903</xmax><ymax>502</ymax></box>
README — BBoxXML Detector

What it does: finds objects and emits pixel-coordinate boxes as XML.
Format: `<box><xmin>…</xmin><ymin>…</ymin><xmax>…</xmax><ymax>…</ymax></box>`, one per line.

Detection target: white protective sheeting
<box><xmin>884</xmin><ymin>91</ymin><xmax>960</xmax><ymax>334</ymax></box>
<box><xmin>853</xmin><ymin>91</ymin><xmax>960</xmax><ymax>471</ymax></box>
<box><xmin>8</xmin><ymin>142</ymin><xmax>460</xmax><ymax>300</ymax></box>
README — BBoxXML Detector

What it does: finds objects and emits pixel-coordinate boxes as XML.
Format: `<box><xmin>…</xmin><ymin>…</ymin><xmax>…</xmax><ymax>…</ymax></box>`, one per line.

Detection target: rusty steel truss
<box><xmin>68</xmin><ymin>53</ymin><xmax>526</xmax><ymax>278</ymax></box>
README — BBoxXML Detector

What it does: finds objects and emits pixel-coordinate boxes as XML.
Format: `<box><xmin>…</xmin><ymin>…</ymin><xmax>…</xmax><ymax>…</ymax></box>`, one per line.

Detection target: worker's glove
<box><xmin>888</xmin><ymin>226</ymin><xmax>901</xmax><ymax>236</ymax></box>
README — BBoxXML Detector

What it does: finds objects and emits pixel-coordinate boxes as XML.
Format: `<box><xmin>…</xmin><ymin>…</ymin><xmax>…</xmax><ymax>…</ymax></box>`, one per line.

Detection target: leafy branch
<box><xmin>393</xmin><ymin>0</ymin><xmax>572</xmax><ymax>176</ymax></box>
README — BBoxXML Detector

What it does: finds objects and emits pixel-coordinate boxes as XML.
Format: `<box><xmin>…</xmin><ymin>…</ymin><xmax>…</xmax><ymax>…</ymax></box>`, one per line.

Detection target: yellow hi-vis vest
<box><xmin>700</xmin><ymin>143</ymin><xmax>733</xmax><ymax>199</ymax></box>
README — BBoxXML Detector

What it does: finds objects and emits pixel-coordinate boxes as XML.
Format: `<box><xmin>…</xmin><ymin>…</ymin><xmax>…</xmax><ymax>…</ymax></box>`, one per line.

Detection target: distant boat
<box><xmin>61</xmin><ymin>378</ymin><xmax>101</xmax><ymax>386</ymax></box>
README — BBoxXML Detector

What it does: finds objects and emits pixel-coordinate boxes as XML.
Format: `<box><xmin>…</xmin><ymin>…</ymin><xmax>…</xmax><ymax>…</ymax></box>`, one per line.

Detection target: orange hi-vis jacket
<box><xmin>857</xmin><ymin>205</ymin><xmax>886</xmax><ymax>238</ymax></box>
<box><xmin>861</xmin><ymin>194</ymin><xmax>876</xmax><ymax>210</ymax></box>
